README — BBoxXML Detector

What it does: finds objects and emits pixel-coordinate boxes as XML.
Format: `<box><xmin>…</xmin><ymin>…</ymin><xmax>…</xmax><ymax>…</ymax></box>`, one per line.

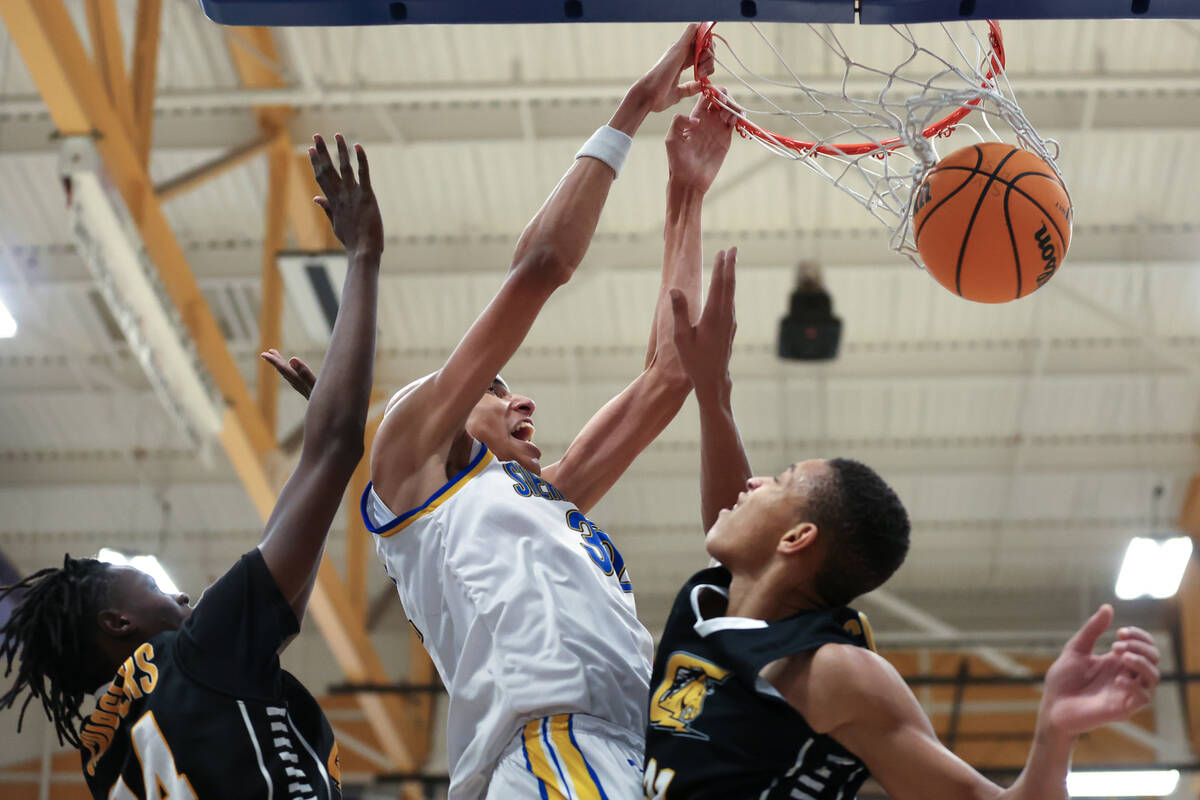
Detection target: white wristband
<box><xmin>575</xmin><ymin>125</ymin><xmax>633</xmax><ymax>178</ymax></box>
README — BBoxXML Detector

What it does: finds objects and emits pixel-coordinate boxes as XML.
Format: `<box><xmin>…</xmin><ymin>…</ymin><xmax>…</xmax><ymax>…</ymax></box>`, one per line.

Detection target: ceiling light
<box><xmin>97</xmin><ymin>548</ymin><xmax>180</xmax><ymax>595</ymax></box>
<box><xmin>1067</xmin><ymin>769</ymin><xmax>1179</xmax><ymax>797</ymax></box>
<box><xmin>0</xmin><ymin>291</ymin><xmax>15</xmax><ymax>338</ymax></box>
<box><xmin>1115</xmin><ymin>536</ymin><xmax>1193</xmax><ymax>600</ymax></box>
<box><xmin>59</xmin><ymin>137</ymin><xmax>223</xmax><ymax>447</ymax></box>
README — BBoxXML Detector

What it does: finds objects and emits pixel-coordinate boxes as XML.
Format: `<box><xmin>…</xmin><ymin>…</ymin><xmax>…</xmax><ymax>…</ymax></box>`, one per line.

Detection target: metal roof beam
<box><xmin>1175</xmin><ymin>478</ymin><xmax>1200</xmax><ymax>757</ymax></box>
<box><xmin>129</xmin><ymin>0</ymin><xmax>161</xmax><ymax>166</ymax></box>
<box><xmin>4</xmin><ymin>72</ymin><xmax>1200</xmax><ymax>116</ymax></box>
<box><xmin>3</xmin><ymin>84</ymin><xmax>1200</xmax><ymax>153</ymax></box>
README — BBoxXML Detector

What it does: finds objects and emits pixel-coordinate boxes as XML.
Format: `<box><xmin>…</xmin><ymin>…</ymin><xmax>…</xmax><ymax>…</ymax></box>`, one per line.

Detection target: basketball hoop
<box><xmin>693</xmin><ymin>20</ymin><xmax>1064</xmax><ymax>264</ymax></box>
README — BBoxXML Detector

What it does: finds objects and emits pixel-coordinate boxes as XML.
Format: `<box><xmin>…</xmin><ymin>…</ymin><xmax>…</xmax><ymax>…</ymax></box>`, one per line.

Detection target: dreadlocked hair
<box><xmin>0</xmin><ymin>555</ymin><xmax>114</xmax><ymax>748</ymax></box>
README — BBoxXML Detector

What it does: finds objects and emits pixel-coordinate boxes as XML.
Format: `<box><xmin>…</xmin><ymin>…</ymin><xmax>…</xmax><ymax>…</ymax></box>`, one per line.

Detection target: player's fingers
<box><xmin>1120</xmin><ymin>652</ymin><xmax>1160</xmax><ymax>690</ymax></box>
<box><xmin>314</xmin><ymin>197</ymin><xmax>334</xmax><ymax>224</ymax></box>
<box><xmin>1116</xmin><ymin>676</ymin><xmax>1152</xmax><ymax>713</ymax></box>
<box><xmin>678</xmin><ymin>80</ymin><xmax>703</xmax><ymax>99</ymax></box>
<box><xmin>309</xmin><ymin>143</ymin><xmax>337</xmax><ymax>196</ymax></box>
<box><xmin>702</xmin><ymin>261</ymin><xmax>725</xmax><ymax>320</ymax></box>
<box><xmin>313</xmin><ymin>133</ymin><xmax>334</xmax><ymax>169</ymax></box>
<box><xmin>705</xmin><ymin>250</ymin><xmax>734</xmax><ymax>318</ymax></box>
<box><xmin>294</xmin><ymin>359</ymin><xmax>317</xmax><ymax>385</ymax></box>
<box><xmin>668</xmin><ymin>113</ymin><xmax>694</xmax><ymax>138</ymax></box>
<box><xmin>335</xmin><ymin>134</ymin><xmax>355</xmax><ymax>187</ymax></box>
<box><xmin>721</xmin><ymin>247</ymin><xmax>738</xmax><ymax>316</ymax></box>
<box><xmin>1117</xmin><ymin>626</ymin><xmax>1157</xmax><ymax>648</ymax></box>
<box><xmin>1113</xmin><ymin>638</ymin><xmax>1159</xmax><ymax>665</ymax></box>
<box><xmin>355</xmin><ymin>144</ymin><xmax>372</xmax><ymax>191</ymax></box>
<box><xmin>1067</xmin><ymin>604</ymin><xmax>1113</xmax><ymax>654</ymax></box>
<box><xmin>1129</xmin><ymin>684</ymin><xmax>1152</xmax><ymax>711</ymax></box>
<box><xmin>676</xmin><ymin>22</ymin><xmax>700</xmax><ymax>59</ymax></box>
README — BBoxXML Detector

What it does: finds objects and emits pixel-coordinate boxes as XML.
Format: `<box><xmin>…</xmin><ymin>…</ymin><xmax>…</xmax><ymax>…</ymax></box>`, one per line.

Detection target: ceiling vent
<box><xmin>277</xmin><ymin>251</ymin><xmax>347</xmax><ymax>342</ymax></box>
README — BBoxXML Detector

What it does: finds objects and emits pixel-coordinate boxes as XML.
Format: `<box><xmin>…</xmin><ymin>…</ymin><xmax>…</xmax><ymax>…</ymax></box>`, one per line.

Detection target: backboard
<box><xmin>198</xmin><ymin>0</ymin><xmax>1200</xmax><ymax>26</ymax></box>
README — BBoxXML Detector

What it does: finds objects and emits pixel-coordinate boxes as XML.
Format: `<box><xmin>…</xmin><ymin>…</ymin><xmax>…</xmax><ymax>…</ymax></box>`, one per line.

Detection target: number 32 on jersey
<box><xmin>566</xmin><ymin>509</ymin><xmax>633</xmax><ymax>593</ymax></box>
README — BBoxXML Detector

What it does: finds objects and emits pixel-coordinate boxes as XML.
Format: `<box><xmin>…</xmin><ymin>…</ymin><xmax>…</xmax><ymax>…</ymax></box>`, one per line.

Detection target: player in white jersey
<box><xmin>274</xmin><ymin>26</ymin><xmax>737</xmax><ymax>800</ymax></box>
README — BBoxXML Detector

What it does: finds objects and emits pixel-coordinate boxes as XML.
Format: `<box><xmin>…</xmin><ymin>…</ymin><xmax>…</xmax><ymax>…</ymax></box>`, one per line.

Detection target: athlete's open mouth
<box><xmin>511</xmin><ymin>421</ymin><xmax>535</xmax><ymax>442</ymax></box>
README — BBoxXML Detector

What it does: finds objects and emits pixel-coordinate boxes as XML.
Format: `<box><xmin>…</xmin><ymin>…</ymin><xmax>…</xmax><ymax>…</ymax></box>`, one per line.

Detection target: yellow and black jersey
<box><xmin>642</xmin><ymin>566</ymin><xmax>873</xmax><ymax>800</ymax></box>
<box><xmin>79</xmin><ymin>550</ymin><xmax>342</xmax><ymax>800</ymax></box>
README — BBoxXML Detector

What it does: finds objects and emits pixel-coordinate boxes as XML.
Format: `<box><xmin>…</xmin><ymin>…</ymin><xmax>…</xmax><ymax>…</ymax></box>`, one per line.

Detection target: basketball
<box><xmin>912</xmin><ymin>142</ymin><xmax>1072</xmax><ymax>303</ymax></box>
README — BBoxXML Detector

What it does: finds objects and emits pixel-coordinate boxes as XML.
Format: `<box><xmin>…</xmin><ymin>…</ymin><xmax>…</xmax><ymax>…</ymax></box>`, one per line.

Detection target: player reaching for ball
<box><xmin>268</xmin><ymin>25</ymin><xmax>737</xmax><ymax>800</ymax></box>
<box><xmin>0</xmin><ymin>135</ymin><xmax>383</xmax><ymax>800</ymax></box>
<box><xmin>641</xmin><ymin>247</ymin><xmax>1160</xmax><ymax>799</ymax></box>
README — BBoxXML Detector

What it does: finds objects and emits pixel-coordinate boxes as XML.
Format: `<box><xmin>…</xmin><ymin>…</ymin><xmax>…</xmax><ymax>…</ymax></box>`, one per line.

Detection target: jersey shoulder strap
<box><xmin>706</xmin><ymin>606</ymin><xmax>876</xmax><ymax>685</ymax></box>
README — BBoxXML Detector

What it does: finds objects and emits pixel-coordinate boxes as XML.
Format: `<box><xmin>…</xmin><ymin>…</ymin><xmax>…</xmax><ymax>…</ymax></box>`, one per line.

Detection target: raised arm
<box><xmin>541</xmin><ymin>91</ymin><xmax>735</xmax><ymax>513</ymax></box>
<box><xmin>668</xmin><ymin>249</ymin><xmax>751</xmax><ymax>532</ymax></box>
<box><xmin>257</xmin><ymin>134</ymin><xmax>381</xmax><ymax>621</ymax></box>
<box><xmin>371</xmin><ymin>25</ymin><xmax>707</xmax><ymax>498</ymax></box>
<box><xmin>794</xmin><ymin>606</ymin><xmax>1160</xmax><ymax>800</ymax></box>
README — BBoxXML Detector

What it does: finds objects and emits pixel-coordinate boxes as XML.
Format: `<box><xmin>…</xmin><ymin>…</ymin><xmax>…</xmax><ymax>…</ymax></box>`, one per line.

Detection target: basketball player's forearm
<box><xmin>646</xmin><ymin>182</ymin><xmax>705</xmax><ymax>367</ymax></box>
<box><xmin>302</xmin><ymin>250</ymin><xmax>380</xmax><ymax>458</ymax></box>
<box><xmin>696</xmin><ymin>382</ymin><xmax>751</xmax><ymax>532</ymax></box>
<box><xmin>509</xmin><ymin>90</ymin><xmax>653</xmax><ymax>278</ymax></box>
<box><xmin>998</xmin><ymin>726</ymin><xmax>1074</xmax><ymax>800</ymax></box>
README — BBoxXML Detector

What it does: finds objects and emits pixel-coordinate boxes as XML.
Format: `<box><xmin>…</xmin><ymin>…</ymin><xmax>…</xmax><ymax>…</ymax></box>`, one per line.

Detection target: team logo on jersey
<box><xmin>843</xmin><ymin>611</ymin><xmax>877</xmax><ymax>652</ymax></box>
<box><xmin>649</xmin><ymin>652</ymin><xmax>730</xmax><ymax>740</ymax></box>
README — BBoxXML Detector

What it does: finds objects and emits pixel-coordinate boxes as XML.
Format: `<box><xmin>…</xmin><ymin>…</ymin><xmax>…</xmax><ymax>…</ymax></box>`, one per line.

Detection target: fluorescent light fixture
<box><xmin>1115</xmin><ymin>536</ymin><xmax>1193</xmax><ymax>600</ymax></box>
<box><xmin>97</xmin><ymin>548</ymin><xmax>181</xmax><ymax>595</ymax></box>
<box><xmin>0</xmin><ymin>292</ymin><xmax>15</xmax><ymax>338</ymax></box>
<box><xmin>59</xmin><ymin>137</ymin><xmax>223</xmax><ymax>447</ymax></box>
<box><xmin>1067</xmin><ymin>769</ymin><xmax>1179</xmax><ymax>797</ymax></box>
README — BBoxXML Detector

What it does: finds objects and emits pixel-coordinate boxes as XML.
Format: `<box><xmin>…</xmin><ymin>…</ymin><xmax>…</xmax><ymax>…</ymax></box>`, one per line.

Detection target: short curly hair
<box><xmin>804</xmin><ymin>458</ymin><xmax>910</xmax><ymax>607</ymax></box>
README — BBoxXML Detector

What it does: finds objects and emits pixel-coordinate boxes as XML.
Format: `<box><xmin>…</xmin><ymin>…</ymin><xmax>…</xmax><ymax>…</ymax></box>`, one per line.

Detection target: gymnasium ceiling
<box><xmin>1</xmin><ymin>2</ymin><xmax>1199</xmax><ymax>781</ymax></box>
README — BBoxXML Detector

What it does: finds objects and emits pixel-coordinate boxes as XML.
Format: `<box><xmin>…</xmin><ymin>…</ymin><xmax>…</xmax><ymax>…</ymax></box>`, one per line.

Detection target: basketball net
<box><xmin>696</xmin><ymin>21</ymin><xmax>1063</xmax><ymax>266</ymax></box>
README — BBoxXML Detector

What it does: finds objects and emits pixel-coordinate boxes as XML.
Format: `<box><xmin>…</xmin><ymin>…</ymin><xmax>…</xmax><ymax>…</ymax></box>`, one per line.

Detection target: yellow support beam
<box><xmin>1176</xmin><ymin>474</ymin><xmax>1200</xmax><ymax>758</ymax></box>
<box><xmin>83</xmin><ymin>0</ymin><xmax>135</xmax><ymax>142</ymax></box>
<box><xmin>130</xmin><ymin>0</ymin><xmax>161</xmax><ymax>165</ymax></box>
<box><xmin>2</xmin><ymin>0</ymin><xmax>419</xmax><ymax>770</ymax></box>
<box><xmin>255</xmin><ymin>137</ymin><xmax>290</xmax><ymax>433</ymax></box>
<box><xmin>346</xmin><ymin>432</ymin><xmax>376</xmax><ymax>623</ymax></box>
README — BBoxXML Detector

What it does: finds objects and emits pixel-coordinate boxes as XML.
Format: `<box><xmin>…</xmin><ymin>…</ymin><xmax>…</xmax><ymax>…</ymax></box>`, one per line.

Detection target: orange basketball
<box><xmin>912</xmin><ymin>142</ymin><xmax>1072</xmax><ymax>303</ymax></box>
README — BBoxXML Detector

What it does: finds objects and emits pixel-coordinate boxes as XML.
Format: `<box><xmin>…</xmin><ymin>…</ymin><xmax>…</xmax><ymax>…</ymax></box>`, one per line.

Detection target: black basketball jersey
<box><xmin>642</xmin><ymin>566</ymin><xmax>874</xmax><ymax>800</ymax></box>
<box><xmin>78</xmin><ymin>550</ymin><xmax>343</xmax><ymax>800</ymax></box>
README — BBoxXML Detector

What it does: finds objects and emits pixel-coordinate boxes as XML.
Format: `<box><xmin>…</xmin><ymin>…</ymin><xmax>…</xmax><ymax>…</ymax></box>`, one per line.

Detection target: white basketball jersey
<box><xmin>362</xmin><ymin>442</ymin><xmax>654</xmax><ymax>800</ymax></box>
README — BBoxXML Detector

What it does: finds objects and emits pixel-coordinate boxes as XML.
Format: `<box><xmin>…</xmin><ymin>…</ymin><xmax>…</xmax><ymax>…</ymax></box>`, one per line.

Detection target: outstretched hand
<box><xmin>666</xmin><ymin>89</ymin><xmax>737</xmax><ymax>193</ymax></box>
<box><xmin>670</xmin><ymin>248</ymin><xmax>737</xmax><ymax>396</ymax></box>
<box><xmin>1039</xmin><ymin>605</ymin><xmax>1159</xmax><ymax>737</ymax></box>
<box><xmin>261</xmin><ymin>349</ymin><xmax>316</xmax><ymax>400</ymax></box>
<box><xmin>634</xmin><ymin>23</ymin><xmax>716</xmax><ymax>114</ymax></box>
<box><xmin>309</xmin><ymin>134</ymin><xmax>384</xmax><ymax>256</ymax></box>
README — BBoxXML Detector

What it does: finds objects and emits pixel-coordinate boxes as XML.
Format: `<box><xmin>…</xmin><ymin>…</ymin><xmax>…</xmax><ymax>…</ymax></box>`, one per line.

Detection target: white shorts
<box><xmin>486</xmin><ymin>714</ymin><xmax>644</xmax><ymax>800</ymax></box>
